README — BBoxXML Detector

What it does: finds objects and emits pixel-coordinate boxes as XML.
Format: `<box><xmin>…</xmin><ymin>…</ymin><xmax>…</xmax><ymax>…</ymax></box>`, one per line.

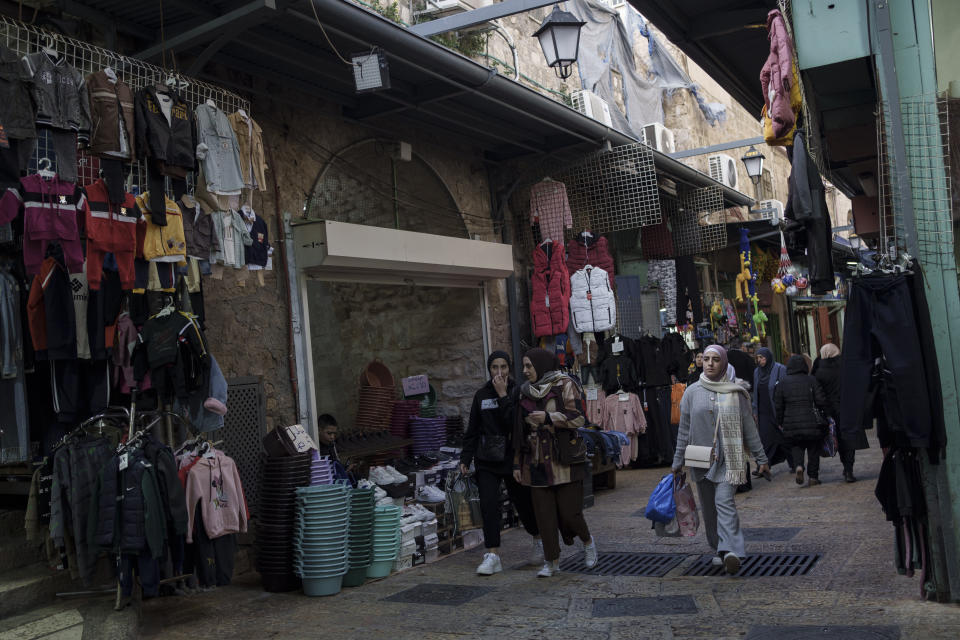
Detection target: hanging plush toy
<box><xmin>735</xmin><ymin>229</ymin><xmax>755</xmax><ymax>303</ymax></box>
<box><xmin>771</xmin><ymin>277</ymin><xmax>786</xmax><ymax>294</ymax></box>
<box><xmin>751</xmin><ymin>295</ymin><xmax>768</xmax><ymax>340</ymax></box>
<box><xmin>710</xmin><ymin>300</ymin><xmax>724</xmax><ymax>330</ymax></box>
<box><xmin>797</xmin><ymin>275</ymin><xmax>809</xmax><ymax>291</ymax></box>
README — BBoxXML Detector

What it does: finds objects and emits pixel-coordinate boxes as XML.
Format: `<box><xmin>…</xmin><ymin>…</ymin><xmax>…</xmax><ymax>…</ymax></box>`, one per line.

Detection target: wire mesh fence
<box><xmin>0</xmin><ymin>15</ymin><xmax>249</xmax><ymax>192</ymax></box>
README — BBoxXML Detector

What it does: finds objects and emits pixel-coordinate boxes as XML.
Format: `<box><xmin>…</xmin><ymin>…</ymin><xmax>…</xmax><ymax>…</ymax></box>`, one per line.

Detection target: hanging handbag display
<box><xmin>476</xmin><ymin>434</ymin><xmax>507</xmax><ymax>462</ymax></box>
<box><xmin>553</xmin><ymin>427</ymin><xmax>587</xmax><ymax>465</ymax></box>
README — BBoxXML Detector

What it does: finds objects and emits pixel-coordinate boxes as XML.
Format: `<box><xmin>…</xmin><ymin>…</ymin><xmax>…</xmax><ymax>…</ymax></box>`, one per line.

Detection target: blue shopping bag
<box><xmin>644</xmin><ymin>473</ymin><xmax>676</xmax><ymax>524</ymax></box>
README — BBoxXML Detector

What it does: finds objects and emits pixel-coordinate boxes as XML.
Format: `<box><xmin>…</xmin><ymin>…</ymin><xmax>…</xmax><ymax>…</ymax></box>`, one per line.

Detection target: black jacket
<box><xmin>134</xmin><ymin>86</ymin><xmax>197</xmax><ymax>172</ymax></box>
<box><xmin>775</xmin><ymin>355</ymin><xmax>829</xmax><ymax>442</ymax></box>
<box><xmin>0</xmin><ymin>45</ymin><xmax>35</xmax><ymax>140</ymax></box>
<box><xmin>785</xmin><ymin>131</ymin><xmax>835</xmax><ymax>294</ymax></box>
<box><xmin>461</xmin><ymin>379</ymin><xmax>516</xmax><ymax>473</ymax></box>
<box><xmin>813</xmin><ymin>356</ymin><xmax>841</xmax><ymax>419</ymax></box>
<box><xmin>599</xmin><ymin>355</ymin><xmax>640</xmax><ymax>394</ymax></box>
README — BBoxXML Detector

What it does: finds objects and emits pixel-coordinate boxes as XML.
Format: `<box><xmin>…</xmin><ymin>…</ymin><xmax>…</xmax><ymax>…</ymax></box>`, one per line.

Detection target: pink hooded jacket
<box><xmin>760</xmin><ymin>9</ymin><xmax>796</xmax><ymax>139</ymax></box>
<box><xmin>184</xmin><ymin>450</ymin><xmax>248</xmax><ymax>542</ymax></box>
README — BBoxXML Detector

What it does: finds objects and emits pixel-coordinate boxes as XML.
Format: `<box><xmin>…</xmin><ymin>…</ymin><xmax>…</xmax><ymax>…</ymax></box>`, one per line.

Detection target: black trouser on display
<box><xmin>530</xmin><ymin>481</ymin><xmax>591</xmax><ymax>562</ymax></box>
<box><xmin>840</xmin><ymin>275</ymin><xmax>932</xmax><ymax>448</ymax></box>
<box><xmin>48</xmin><ymin>129</ymin><xmax>78</xmax><ymax>182</ymax></box>
<box><xmin>118</xmin><ymin>550</ymin><xmax>159</xmax><ymax>597</ymax></box>
<box><xmin>185</xmin><ymin>504</ymin><xmax>236</xmax><ymax>587</ymax></box>
<box><xmin>791</xmin><ymin>440</ymin><xmax>821</xmax><ymax>479</ymax></box>
<box><xmin>475</xmin><ymin>468</ymin><xmax>539</xmax><ymax>549</ymax></box>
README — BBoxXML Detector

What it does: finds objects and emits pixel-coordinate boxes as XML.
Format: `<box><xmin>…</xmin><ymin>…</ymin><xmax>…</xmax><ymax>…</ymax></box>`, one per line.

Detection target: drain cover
<box><xmin>559</xmin><ymin>552</ymin><xmax>686</xmax><ymax>576</ymax></box>
<box><xmin>744</xmin><ymin>625</ymin><xmax>900</xmax><ymax>639</ymax></box>
<box><xmin>743</xmin><ymin>527</ymin><xmax>801</xmax><ymax>542</ymax></box>
<box><xmin>592</xmin><ymin>595</ymin><xmax>697</xmax><ymax>617</ymax></box>
<box><xmin>683</xmin><ymin>552</ymin><xmax>820</xmax><ymax>577</ymax></box>
<box><xmin>383</xmin><ymin>584</ymin><xmax>495</xmax><ymax>606</ymax></box>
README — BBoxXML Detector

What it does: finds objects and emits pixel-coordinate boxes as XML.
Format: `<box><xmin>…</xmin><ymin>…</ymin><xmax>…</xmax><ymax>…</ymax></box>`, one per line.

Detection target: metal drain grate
<box><xmin>559</xmin><ymin>552</ymin><xmax>686</xmax><ymax>577</ymax></box>
<box><xmin>383</xmin><ymin>584</ymin><xmax>495</xmax><ymax>606</ymax></box>
<box><xmin>684</xmin><ymin>553</ymin><xmax>821</xmax><ymax>577</ymax></box>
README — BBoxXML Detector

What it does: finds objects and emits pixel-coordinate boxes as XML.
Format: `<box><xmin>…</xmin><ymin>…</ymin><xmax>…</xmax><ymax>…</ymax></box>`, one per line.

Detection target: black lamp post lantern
<box><xmin>533</xmin><ymin>5</ymin><xmax>586</xmax><ymax>80</ymax></box>
<box><xmin>741</xmin><ymin>145</ymin><xmax>766</xmax><ymax>185</ymax></box>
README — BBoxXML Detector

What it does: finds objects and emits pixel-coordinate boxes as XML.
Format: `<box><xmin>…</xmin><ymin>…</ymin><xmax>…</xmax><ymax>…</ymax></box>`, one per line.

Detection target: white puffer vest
<box><xmin>569</xmin><ymin>266</ymin><xmax>616</xmax><ymax>332</ymax></box>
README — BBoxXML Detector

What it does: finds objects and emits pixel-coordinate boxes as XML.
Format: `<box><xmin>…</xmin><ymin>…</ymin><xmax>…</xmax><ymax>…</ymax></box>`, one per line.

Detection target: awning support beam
<box><xmin>408</xmin><ymin>0</ymin><xmax>558</xmax><ymax>37</ymax></box>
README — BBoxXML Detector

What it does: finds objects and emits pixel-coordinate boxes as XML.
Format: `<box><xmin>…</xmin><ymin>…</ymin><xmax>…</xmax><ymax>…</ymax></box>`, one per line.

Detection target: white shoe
<box><xmin>537</xmin><ymin>560</ymin><xmax>559</xmax><ymax>578</ymax></box>
<box><xmin>356</xmin><ymin>479</ymin><xmax>376</xmax><ymax>490</ymax></box>
<box><xmin>372</xmin><ymin>486</ymin><xmax>388</xmax><ymax>501</ymax></box>
<box><xmin>413</xmin><ymin>503</ymin><xmax>434</xmax><ymax>522</ymax></box>
<box><xmin>529</xmin><ymin>539</ymin><xmax>545</xmax><ymax>566</ymax></box>
<box><xmin>711</xmin><ymin>555</ymin><xmax>723</xmax><ymax>567</ymax></box>
<box><xmin>416</xmin><ymin>485</ymin><xmax>445</xmax><ymax>503</ymax></box>
<box><xmin>368</xmin><ymin>466</ymin><xmax>393</xmax><ymax>485</ymax></box>
<box><xmin>385</xmin><ymin>465</ymin><xmax>408</xmax><ymax>483</ymax></box>
<box><xmin>476</xmin><ymin>553</ymin><xmax>502</xmax><ymax>576</ymax></box>
<box><xmin>584</xmin><ymin>536</ymin><xmax>598</xmax><ymax>569</ymax></box>
<box><xmin>723</xmin><ymin>553</ymin><xmax>741</xmax><ymax>575</ymax></box>
<box><xmin>375</xmin><ymin>496</ymin><xmax>394</xmax><ymax>506</ymax></box>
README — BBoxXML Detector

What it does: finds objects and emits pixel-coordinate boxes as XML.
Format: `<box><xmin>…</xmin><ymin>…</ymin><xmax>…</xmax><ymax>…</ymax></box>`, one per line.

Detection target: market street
<box><xmin>138</xmin><ymin>432</ymin><xmax>960</xmax><ymax>640</ymax></box>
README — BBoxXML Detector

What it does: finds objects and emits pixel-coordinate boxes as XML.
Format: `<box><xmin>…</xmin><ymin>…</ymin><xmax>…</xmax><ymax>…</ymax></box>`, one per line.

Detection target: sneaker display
<box><xmin>369</xmin><ymin>466</ymin><xmax>394</xmax><ymax>485</ymax></box>
<box><xmin>413</xmin><ymin>504</ymin><xmax>434</xmax><ymax>521</ymax></box>
<box><xmin>723</xmin><ymin>553</ymin><xmax>741</xmax><ymax>575</ymax></box>
<box><xmin>537</xmin><ymin>560</ymin><xmax>559</xmax><ymax>578</ymax></box>
<box><xmin>385</xmin><ymin>465</ymin><xmax>409</xmax><ymax>483</ymax></box>
<box><xmin>476</xmin><ymin>553</ymin><xmax>503</xmax><ymax>576</ymax></box>
<box><xmin>584</xmin><ymin>536</ymin><xmax>598</xmax><ymax>569</ymax></box>
<box><xmin>529</xmin><ymin>539</ymin><xmax>545</xmax><ymax>566</ymax></box>
<box><xmin>416</xmin><ymin>485</ymin><xmax>446</xmax><ymax>503</ymax></box>
<box><xmin>372</xmin><ymin>486</ymin><xmax>388</xmax><ymax>501</ymax></box>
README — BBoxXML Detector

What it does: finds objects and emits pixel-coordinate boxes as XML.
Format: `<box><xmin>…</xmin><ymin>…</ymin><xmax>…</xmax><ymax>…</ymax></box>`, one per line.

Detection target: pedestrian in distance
<box><xmin>460</xmin><ymin>350</ymin><xmax>543</xmax><ymax>576</ymax></box>
<box><xmin>513</xmin><ymin>348</ymin><xmax>597</xmax><ymax>578</ymax></box>
<box><xmin>686</xmin><ymin>351</ymin><xmax>704</xmax><ymax>386</ymax></box>
<box><xmin>752</xmin><ymin>347</ymin><xmax>794</xmax><ymax>473</ymax></box>
<box><xmin>672</xmin><ymin>345</ymin><xmax>770</xmax><ymax>575</ymax></box>
<box><xmin>813</xmin><ymin>343</ymin><xmax>867</xmax><ymax>483</ymax></box>
<box><xmin>775</xmin><ymin>354</ymin><xmax>831</xmax><ymax>487</ymax></box>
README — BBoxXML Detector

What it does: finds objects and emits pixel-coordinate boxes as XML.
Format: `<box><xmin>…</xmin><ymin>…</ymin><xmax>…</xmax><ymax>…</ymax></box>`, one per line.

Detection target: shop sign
<box><xmin>402</xmin><ymin>374</ymin><xmax>430</xmax><ymax>396</ymax></box>
<box><xmin>283</xmin><ymin>424</ymin><xmax>318</xmax><ymax>453</ymax></box>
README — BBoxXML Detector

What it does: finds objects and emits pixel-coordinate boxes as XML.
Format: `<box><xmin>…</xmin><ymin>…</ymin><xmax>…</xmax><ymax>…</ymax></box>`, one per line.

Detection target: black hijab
<box><xmin>757</xmin><ymin>347</ymin><xmax>775</xmax><ymax>387</ymax></box>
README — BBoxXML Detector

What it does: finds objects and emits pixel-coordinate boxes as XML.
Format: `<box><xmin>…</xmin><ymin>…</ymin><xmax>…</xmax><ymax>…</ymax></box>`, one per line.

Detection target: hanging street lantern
<box><xmin>741</xmin><ymin>145</ymin><xmax>766</xmax><ymax>185</ymax></box>
<box><xmin>533</xmin><ymin>5</ymin><xmax>586</xmax><ymax>80</ymax></box>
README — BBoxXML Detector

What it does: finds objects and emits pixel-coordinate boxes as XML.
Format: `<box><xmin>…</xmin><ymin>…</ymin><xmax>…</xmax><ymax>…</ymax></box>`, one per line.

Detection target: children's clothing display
<box><xmin>195</xmin><ymin>101</ymin><xmax>244</xmax><ymax>196</ymax></box>
<box><xmin>228</xmin><ymin>110</ymin><xmax>267</xmax><ymax>191</ymax></box>
<box><xmin>600</xmin><ymin>391</ymin><xmax>646</xmax><ymax>464</ymax></box>
<box><xmin>529</xmin><ymin>178</ymin><xmax>572</xmax><ymax>243</ymax></box>
<box><xmin>566</xmin><ymin>232</ymin><xmax>615</xmax><ymax>287</ymax></box>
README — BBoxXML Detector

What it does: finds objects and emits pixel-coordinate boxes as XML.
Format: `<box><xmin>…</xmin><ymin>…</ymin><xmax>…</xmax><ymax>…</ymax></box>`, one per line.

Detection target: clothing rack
<box><xmin>0</xmin><ymin>15</ymin><xmax>250</xmax><ymax>190</ymax></box>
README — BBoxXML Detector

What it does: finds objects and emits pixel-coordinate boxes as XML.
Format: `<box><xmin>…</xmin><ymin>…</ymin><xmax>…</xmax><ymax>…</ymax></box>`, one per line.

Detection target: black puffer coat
<box><xmin>813</xmin><ymin>356</ymin><xmax>841</xmax><ymax>419</ymax></box>
<box><xmin>775</xmin><ymin>355</ymin><xmax>829</xmax><ymax>442</ymax></box>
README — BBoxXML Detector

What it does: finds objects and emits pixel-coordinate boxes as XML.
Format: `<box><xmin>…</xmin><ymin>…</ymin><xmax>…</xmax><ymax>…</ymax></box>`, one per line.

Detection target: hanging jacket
<box><xmin>660</xmin><ymin>332</ymin><xmax>692</xmax><ymax>379</ymax></box>
<box><xmin>210</xmin><ymin>209</ymin><xmax>252</xmax><ymax>268</ymax></box>
<box><xmin>173</xmin><ymin>353</ymin><xmax>227</xmax><ymax>433</ymax></box>
<box><xmin>135</xmin><ymin>192</ymin><xmax>187</xmax><ymax>265</ymax></box>
<box><xmin>141</xmin><ymin>435</ymin><xmax>189</xmax><ymax>536</ymax></box>
<box><xmin>775</xmin><ymin>355</ymin><xmax>830</xmax><ymax>442</ymax></box>
<box><xmin>184</xmin><ymin>450</ymin><xmax>248</xmax><ymax>542</ymax></box>
<box><xmin>134</xmin><ymin>86</ymin><xmax>196</xmax><ymax>173</ymax></box>
<box><xmin>759</xmin><ymin>9</ymin><xmax>796</xmax><ymax>140</ymax></box>
<box><xmin>566</xmin><ymin>232</ymin><xmax>615</xmax><ymax>286</ymax></box>
<box><xmin>195</xmin><ymin>102</ymin><xmax>244</xmax><ymax>195</ymax></box>
<box><xmin>530</xmin><ymin>242</ymin><xmax>569</xmax><ymax>337</ymax></box>
<box><xmin>243</xmin><ymin>210</ymin><xmax>269</xmax><ymax>267</ymax></box>
<box><xmin>90</xmin><ymin>449</ymin><xmax>166</xmax><ymax>557</ymax></box>
<box><xmin>0</xmin><ymin>45</ymin><xmax>36</xmax><ymax>140</ymax></box>
<box><xmin>178</xmin><ymin>195</ymin><xmax>219</xmax><ymax>260</ymax></box>
<box><xmin>529</xmin><ymin>179</ymin><xmax>572</xmax><ymax>243</ymax></box>
<box><xmin>113</xmin><ymin>312</ymin><xmax>139</xmax><ymax>393</ymax></box>
<box><xmin>600</xmin><ymin>391</ymin><xmax>646</xmax><ymax>435</ymax></box>
<box><xmin>228</xmin><ymin>110</ymin><xmax>266</xmax><ymax>190</ymax></box>
<box><xmin>636</xmin><ymin>335</ymin><xmax>671</xmax><ymax>387</ymax></box>
<box><xmin>22</xmin><ymin>51</ymin><xmax>90</xmax><ymax>138</ymax></box>
<box><xmin>85</xmin><ymin>70</ymin><xmax>135</xmax><ymax>159</ymax></box>
<box><xmin>785</xmin><ymin>132</ymin><xmax>835</xmax><ymax>294</ymax></box>
<box><xmin>598</xmin><ymin>355</ymin><xmax>640</xmax><ymax>394</ymax></box>
<box><xmin>85</xmin><ymin>179</ymin><xmax>140</xmax><ymax>289</ymax></box>
<box><xmin>569</xmin><ymin>265</ymin><xmax>616</xmax><ymax>333</ymax></box>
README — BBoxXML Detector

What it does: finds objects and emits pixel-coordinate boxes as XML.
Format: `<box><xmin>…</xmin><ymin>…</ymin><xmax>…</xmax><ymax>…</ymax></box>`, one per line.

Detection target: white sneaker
<box><xmin>385</xmin><ymin>465</ymin><xmax>408</xmax><ymax>483</ymax></box>
<box><xmin>476</xmin><ymin>553</ymin><xmax>502</xmax><ymax>576</ymax></box>
<box><xmin>372</xmin><ymin>486</ymin><xmax>388</xmax><ymax>501</ymax></box>
<box><xmin>584</xmin><ymin>536</ymin><xmax>598</xmax><ymax>569</ymax></box>
<box><xmin>375</xmin><ymin>496</ymin><xmax>394</xmax><ymax>507</ymax></box>
<box><xmin>529</xmin><ymin>539</ymin><xmax>545</xmax><ymax>566</ymax></box>
<box><xmin>711</xmin><ymin>555</ymin><xmax>723</xmax><ymax>567</ymax></box>
<box><xmin>416</xmin><ymin>485</ymin><xmax>445</xmax><ymax>503</ymax></box>
<box><xmin>356</xmin><ymin>479</ymin><xmax>376</xmax><ymax>490</ymax></box>
<box><xmin>723</xmin><ymin>552</ymin><xmax>741</xmax><ymax>575</ymax></box>
<box><xmin>413</xmin><ymin>503</ymin><xmax>434</xmax><ymax>522</ymax></box>
<box><xmin>537</xmin><ymin>560</ymin><xmax>559</xmax><ymax>578</ymax></box>
<box><xmin>368</xmin><ymin>466</ymin><xmax>393</xmax><ymax>485</ymax></box>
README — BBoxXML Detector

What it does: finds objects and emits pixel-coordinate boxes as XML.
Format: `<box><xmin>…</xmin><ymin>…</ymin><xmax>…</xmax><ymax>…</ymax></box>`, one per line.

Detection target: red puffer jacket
<box><xmin>530</xmin><ymin>242</ymin><xmax>570</xmax><ymax>337</ymax></box>
<box><xmin>566</xmin><ymin>232</ymin><xmax>614</xmax><ymax>287</ymax></box>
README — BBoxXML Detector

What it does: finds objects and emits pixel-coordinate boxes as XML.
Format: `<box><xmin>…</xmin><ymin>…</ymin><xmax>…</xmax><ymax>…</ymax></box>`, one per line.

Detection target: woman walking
<box><xmin>752</xmin><ymin>348</ymin><xmax>793</xmax><ymax>473</ymax></box>
<box><xmin>814</xmin><ymin>344</ymin><xmax>867</xmax><ymax>483</ymax></box>
<box><xmin>775</xmin><ymin>355</ymin><xmax>830</xmax><ymax>486</ymax></box>
<box><xmin>513</xmin><ymin>348</ymin><xmax>597</xmax><ymax>578</ymax></box>
<box><xmin>460</xmin><ymin>351</ymin><xmax>543</xmax><ymax>576</ymax></box>
<box><xmin>686</xmin><ymin>351</ymin><xmax>704</xmax><ymax>386</ymax></box>
<box><xmin>672</xmin><ymin>345</ymin><xmax>769</xmax><ymax>575</ymax></box>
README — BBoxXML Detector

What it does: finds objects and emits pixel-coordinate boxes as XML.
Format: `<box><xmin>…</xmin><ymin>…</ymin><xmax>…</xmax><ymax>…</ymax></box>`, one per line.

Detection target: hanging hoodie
<box><xmin>84</xmin><ymin>179</ymin><xmax>140</xmax><ymax>290</ymax></box>
<box><xmin>184</xmin><ymin>450</ymin><xmax>248</xmax><ymax>542</ymax></box>
<box><xmin>134</xmin><ymin>192</ymin><xmax>187</xmax><ymax>265</ymax></box>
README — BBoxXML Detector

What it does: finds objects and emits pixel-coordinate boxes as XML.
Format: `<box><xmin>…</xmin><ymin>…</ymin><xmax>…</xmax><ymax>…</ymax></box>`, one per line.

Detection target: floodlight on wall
<box><xmin>352</xmin><ymin>48</ymin><xmax>390</xmax><ymax>93</ymax></box>
<box><xmin>740</xmin><ymin>145</ymin><xmax>765</xmax><ymax>185</ymax></box>
<box><xmin>533</xmin><ymin>5</ymin><xmax>586</xmax><ymax>80</ymax></box>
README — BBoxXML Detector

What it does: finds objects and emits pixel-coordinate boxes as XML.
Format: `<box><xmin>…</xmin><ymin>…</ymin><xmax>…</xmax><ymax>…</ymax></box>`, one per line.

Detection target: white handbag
<box><xmin>683</xmin><ymin>412</ymin><xmax>719</xmax><ymax>469</ymax></box>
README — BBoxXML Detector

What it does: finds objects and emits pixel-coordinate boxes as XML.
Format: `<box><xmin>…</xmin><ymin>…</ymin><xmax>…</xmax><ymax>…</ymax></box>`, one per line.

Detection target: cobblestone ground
<box><xmin>140</xmin><ymin>433</ymin><xmax>960</xmax><ymax>639</ymax></box>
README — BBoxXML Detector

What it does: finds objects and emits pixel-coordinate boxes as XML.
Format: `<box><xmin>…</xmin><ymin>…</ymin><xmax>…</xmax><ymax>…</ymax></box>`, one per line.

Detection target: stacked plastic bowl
<box><xmin>342</xmin><ymin>487</ymin><xmax>376</xmax><ymax>587</ymax></box>
<box><xmin>293</xmin><ymin>483</ymin><xmax>351</xmax><ymax>596</ymax></box>
<box><xmin>409</xmin><ymin>416</ymin><xmax>448</xmax><ymax>455</ymax></box>
<box><xmin>310</xmin><ymin>450</ymin><xmax>334</xmax><ymax>485</ymax></box>
<box><xmin>256</xmin><ymin>451</ymin><xmax>312</xmax><ymax>592</ymax></box>
<box><xmin>367</xmin><ymin>505</ymin><xmax>402</xmax><ymax>578</ymax></box>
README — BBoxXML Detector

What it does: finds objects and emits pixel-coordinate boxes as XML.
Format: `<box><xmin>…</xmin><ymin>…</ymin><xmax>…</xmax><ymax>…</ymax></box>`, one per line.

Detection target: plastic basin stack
<box><xmin>294</xmin><ymin>483</ymin><xmax>351</xmax><ymax>596</ymax></box>
<box><xmin>256</xmin><ymin>451</ymin><xmax>312</xmax><ymax>592</ymax></box>
<box><xmin>367</xmin><ymin>505</ymin><xmax>402</xmax><ymax>578</ymax></box>
<box><xmin>342</xmin><ymin>486</ymin><xmax>376</xmax><ymax>587</ymax></box>
<box><xmin>310</xmin><ymin>450</ymin><xmax>334</xmax><ymax>486</ymax></box>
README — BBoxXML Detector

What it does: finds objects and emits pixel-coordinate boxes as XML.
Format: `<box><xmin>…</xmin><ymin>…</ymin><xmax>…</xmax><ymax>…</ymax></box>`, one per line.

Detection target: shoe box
<box><xmin>462</xmin><ymin>529</ymin><xmax>484</xmax><ymax>550</ymax></box>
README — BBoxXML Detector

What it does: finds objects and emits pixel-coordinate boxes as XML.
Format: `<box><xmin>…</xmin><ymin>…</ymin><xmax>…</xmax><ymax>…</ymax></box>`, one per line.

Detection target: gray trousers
<box><xmin>696</xmin><ymin>478</ymin><xmax>745</xmax><ymax>558</ymax></box>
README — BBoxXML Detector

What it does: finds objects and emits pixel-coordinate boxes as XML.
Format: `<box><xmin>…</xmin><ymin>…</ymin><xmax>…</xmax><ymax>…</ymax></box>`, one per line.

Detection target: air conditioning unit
<box><xmin>571</xmin><ymin>90</ymin><xmax>613</xmax><ymax>128</ymax></box>
<box><xmin>708</xmin><ymin>153</ymin><xmax>739</xmax><ymax>190</ymax></box>
<box><xmin>641</xmin><ymin>123</ymin><xmax>676</xmax><ymax>153</ymax></box>
<box><xmin>757</xmin><ymin>199</ymin><xmax>784</xmax><ymax>224</ymax></box>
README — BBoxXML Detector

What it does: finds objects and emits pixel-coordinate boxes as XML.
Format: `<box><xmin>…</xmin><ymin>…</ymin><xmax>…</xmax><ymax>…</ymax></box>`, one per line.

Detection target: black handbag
<box><xmin>476</xmin><ymin>434</ymin><xmax>506</xmax><ymax>462</ymax></box>
<box><xmin>553</xmin><ymin>428</ymin><xmax>587</xmax><ymax>466</ymax></box>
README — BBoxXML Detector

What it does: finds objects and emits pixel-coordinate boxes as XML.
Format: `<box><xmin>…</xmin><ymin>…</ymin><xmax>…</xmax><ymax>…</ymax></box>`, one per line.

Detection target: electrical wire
<box><xmin>309</xmin><ymin>0</ymin><xmax>359</xmax><ymax>66</ymax></box>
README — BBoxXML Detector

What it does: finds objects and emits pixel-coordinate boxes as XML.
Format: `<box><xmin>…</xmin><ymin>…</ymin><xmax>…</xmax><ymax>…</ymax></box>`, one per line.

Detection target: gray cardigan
<box><xmin>672</xmin><ymin>381</ymin><xmax>769</xmax><ymax>482</ymax></box>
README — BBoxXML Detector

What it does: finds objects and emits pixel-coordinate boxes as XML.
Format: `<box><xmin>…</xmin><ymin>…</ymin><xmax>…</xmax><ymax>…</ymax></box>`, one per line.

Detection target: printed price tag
<box><xmin>611</xmin><ymin>340</ymin><xmax>624</xmax><ymax>354</ymax></box>
<box><xmin>586</xmin><ymin>388</ymin><xmax>598</xmax><ymax>401</ymax></box>
<box><xmin>118</xmin><ymin>453</ymin><xmax>128</xmax><ymax>471</ymax></box>
<box><xmin>618</xmin><ymin>393</ymin><xmax>630</xmax><ymax>402</ymax></box>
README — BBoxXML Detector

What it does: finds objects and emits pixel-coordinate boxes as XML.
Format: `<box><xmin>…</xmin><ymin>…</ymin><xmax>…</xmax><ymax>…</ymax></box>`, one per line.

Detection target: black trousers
<box><xmin>118</xmin><ymin>550</ymin><xmax>160</xmax><ymax>597</ymax></box>
<box><xmin>475</xmin><ymin>467</ymin><xmax>539</xmax><ymax>549</ymax></box>
<box><xmin>839</xmin><ymin>442</ymin><xmax>855</xmax><ymax>474</ymax></box>
<box><xmin>185</xmin><ymin>503</ymin><xmax>236</xmax><ymax>586</ymax></box>
<box><xmin>791</xmin><ymin>440</ymin><xmax>821</xmax><ymax>479</ymax></box>
<box><xmin>840</xmin><ymin>275</ymin><xmax>932</xmax><ymax>448</ymax></box>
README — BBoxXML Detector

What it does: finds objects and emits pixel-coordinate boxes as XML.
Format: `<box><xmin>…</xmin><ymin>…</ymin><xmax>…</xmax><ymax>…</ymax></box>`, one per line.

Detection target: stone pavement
<box><xmin>138</xmin><ymin>432</ymin><xmax>960</xmax><ymax>639</ymax></box>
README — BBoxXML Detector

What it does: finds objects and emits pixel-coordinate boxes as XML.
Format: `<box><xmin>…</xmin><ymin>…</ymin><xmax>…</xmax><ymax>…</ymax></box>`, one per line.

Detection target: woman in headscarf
<box><xmin>460</xmin><ymin>350</ymin><xmax>543</xmax><ymax>576</ymax></box>
<box><xmin>513</xmin><ymin>348</ymin><xmax>596</xmax><ymax>578</ymax></box>
<box><xmin>686</xmin><ymin>351</ymin><xmax>704</xmax><ymax>386</ymax></box>
<box><xmin>814</xmin><ymin>343</ymin><xmax>867</xmax><ymax>482</ymax></box>
<box><xmin>775</xmin><ymin>355</ymin><xmax>830</xmax><ymax>487</ymax></box>
<box><xmin>751</xmin><ymin>347</ymin><xmax>792</xmax><ymax>474</ymax></box>
<box><xmin>672</xmin><ymin>345</ymin><xmax>769</xmax><ymax>575</ymax></box>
